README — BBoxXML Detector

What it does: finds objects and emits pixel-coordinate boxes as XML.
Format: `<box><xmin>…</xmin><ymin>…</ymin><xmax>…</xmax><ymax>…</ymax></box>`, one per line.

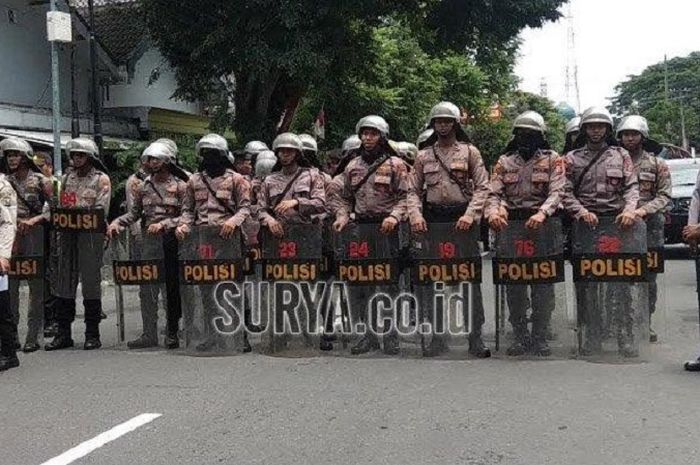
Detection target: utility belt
<box><xmin>423</xmin><ymin>203</ymin><xmax>468</xmax><ymax>222</ymax></box>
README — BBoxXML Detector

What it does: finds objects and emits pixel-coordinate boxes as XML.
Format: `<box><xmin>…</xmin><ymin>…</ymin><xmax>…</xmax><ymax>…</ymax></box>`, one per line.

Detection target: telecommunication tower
<box><xmin>564</xmin><ymin>5</ymin><xmax>581</xmax><ymax>112</ymax></box>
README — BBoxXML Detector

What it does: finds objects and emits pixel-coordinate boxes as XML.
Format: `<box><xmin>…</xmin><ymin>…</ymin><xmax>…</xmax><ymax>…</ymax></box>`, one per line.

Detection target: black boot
<box><xmin>84</xmin><ymin>300</ymin><xmax>102</xmax><ymax>351</ymax></box>
<box><xmin>84</xmin><ymin>338</ymin><xmax>102</xmax><ymax>350</ymax></box>
<box><xmin>531</xmin><ymin>336</ymin><xmax>551</xmax><ymax>357</ymax></box>
<box><xmin>350</xmin><ymin>334</ymin><xmax>380</xmax><ymax>355</ymax></box>
<box><xmin>22</xmin><ymin>342</ymin><xmax>40</xmax><ymax>353</ymax></box>
<box><xmin>45</xmin><ymin>322</ymin><xmax>74</xmax><ymax>351</ymax></box>
<box><xmin>507</xmin><ymin>324</ymin><xmax>530</xmax><ymax>356</ymax></box>
<box><xmin>684</xmin><ymin>358</ymin><xmax>700</xmax><ymax>372</ymax></box>
<box><xmin>423</xmin><ymin>336</ymin><xmax>449</xmax><ymax>357</ymax></box>
<box><xmin>468</xmin><ymin>333</ymin><xmax>491</xmax><ymax>358</ymax></box>
<box><xmin>649</xmin><ymin>327</ymin><xmax>658</xmax><ymax>343</ymax></box>
<box><xmin>383</xmin><ymin>333</ymin><xmax>400</xmax><ymax>356</ymax></box>
<box><xmin>127</xmin><ymin>334</ymin><xmax>158</xmax><ymax>350</ymax></box>
<box><xmin>0</xmin><ymin>354</ymin><xmax>19</xmax><ymax>371</ymax></box>
<box><xmin>45</xmin><ymin>335</ymin><xmax>74</xmax><ymax>351</ymax></box>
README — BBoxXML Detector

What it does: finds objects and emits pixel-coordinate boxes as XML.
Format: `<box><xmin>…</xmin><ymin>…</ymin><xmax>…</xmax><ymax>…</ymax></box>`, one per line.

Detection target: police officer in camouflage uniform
<box><xmin>332</xmin><ymin>115</ymin><xmax>411</xmax><ymax>355</ymax></box>
<box><xmin>486</xmin><ymin>111</ymin><xmax>566</xmax><ymax>357</ymax></box>
<box><xmin>617</xmin><ymin>115</ymin><xmax>672</xmax><ymax>343</ymax></box>
<box><xmin>562</xmin><ymin>107</ymin><xmax>639</xmax><ymax>357</ymax></box>
<box><xmin>2</xmin><ymin>138</ymin><xmax>53</xmax><ymax>353</ymax></box>
<box><xmin>417</xmin><ymin>129</ymin><xmax>435</xmax><ymax>151</ymax></box>
<box><xmin>108</xmin><ymin>142</ymin><xmax>189</xmax><ymax>349</ymax></box>
<box><xmin>563</xmin><ymin>116</ymin><xmax>581</xmax><ymax>154</ymax></box>
<box><xmin>46</xmin><ymin>138</ymin><xmax>111</xmax><ymax>351</ymax></box>
<box><xmin>176</xmin><ymin>134</ymin><xmax>252</xmax><ymax>352</ymax></box>
<box><xmin>258</xmin><ymin>133</ymin><xmax>327</xmax><ymax>349</ymax></box>
<box><xmin>0</xmin><ymin>166</ymin><xmax>18</xmax><ymax>371</ymax></box>
<box><xmin>244</xmin><ymin>141</ymin><xmax>269</xmax><ymax>169</ymax></box>
<box><xmin>408</xmin><ymin>102</ymin><xmax>491</xmax><ymax>358</ymax></box>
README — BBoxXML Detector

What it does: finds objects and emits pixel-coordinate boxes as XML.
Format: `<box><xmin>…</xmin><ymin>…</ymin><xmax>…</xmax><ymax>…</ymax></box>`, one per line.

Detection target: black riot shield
<box><xmin>571</xmin><ymin>216</ymin><xmax>649</xmax><ymax>361</ymax></box>
<box><xmin>332</xmin><ymin>221</ymin><xmax>404</xmax><ymax>353</ymax></box>
<box><xmin>111</xmin><ymin>231</ymin><xmax>165</xmax><ymax>344</ymax></box>
<box><xmin>179</xmin><ymin>226</ymin><xmax>246</xmax><ymax>354</ymax></box>
<box><xmin>646</xmin><ymin>213</ymin><xmax>666</xmax><ymax>343</ymax></box>
<box><xmin>260</xmin><ymin>223</ymin><xmax>324</xmax><ymax>353</ymax></box>
<box><xmin>51</xmin><ymin>206</ymin><xmax>106</xmax><ymax>302</ymax></box>
<box><xmin>9</xmin><ymin>224</ymin><xmax>45</xmax><ymax>345</ymax></box>
<box><xmin>492</xmin><ymin>217</ymin><xmax>572</xmax><ymax>357</ymax></box>
<box><xmin>410</xmin><ymin>223</ymin><xmax>482</xmax><ymax>357</ymax></box>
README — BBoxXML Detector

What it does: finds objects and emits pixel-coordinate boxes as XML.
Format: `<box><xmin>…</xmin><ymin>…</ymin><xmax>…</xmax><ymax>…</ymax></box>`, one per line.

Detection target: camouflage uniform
<box><xmin>563</xmin><ymin>144</ymin><xmax>639</xmax><ymax>351</ymax></box>
<box><xmin>408</xmin><ymin>141</ymin><xmax>490</xmax><ymax>354</ymax></box>
<box><xmin>115</xmin><ymin>173</ymin><xmax>187</xmax><ymax>344</ymax></box>
<box><xmin>179</xmin><ymin>169</ymin><xmax>251</xmax><ymax>349</ymax></box>
<box><xmin>52</xmin><ymin>166</ymin><xmax>111</xmax><ymax>344</ymax></box>
<box><xmin>7</xmin><ymin>170</ymin><xmax>52</xmax><ymax>347</ymax></box>
<box><xmin>258</xmin><ymin>168</ymin><xmax>326</xmax><ymax>226</ymax></box>
<box><xmin>0</xmin><ymin>176</ymin><xmax>17</xmax><ymax>368</ymax></box>
<box><xmin>631</xmin><ymin>150</ymin><xmax>671</xmax><ymax>322</ymax></box>
<box><xmin>486</xmin><ymin>149</ymin><xmax>566</xmax><ymax>353</ymax></box>
<box><xmin>332</xmin><ymin>152</ymin><xmax>411</xmax><ymax>351</ymax></box>
<box><xmin>179</xmin><ymin>169</ymin><xmax>251</xmax><ymax>231</ymax></box>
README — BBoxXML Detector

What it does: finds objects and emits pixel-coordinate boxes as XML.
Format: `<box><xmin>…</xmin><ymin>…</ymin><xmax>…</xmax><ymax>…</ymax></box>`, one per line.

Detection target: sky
<box><xmin>515</xmin><ymin>0</ymin><xmax>700</xmax><ymax>113</ymax></box>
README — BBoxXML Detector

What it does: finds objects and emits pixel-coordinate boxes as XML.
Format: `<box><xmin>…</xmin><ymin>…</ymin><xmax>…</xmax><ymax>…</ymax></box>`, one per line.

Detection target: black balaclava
<box><xmin>505</xmin><ymin>129</ymin><xmax>549</xmax><ymax>160</ymax></box>
<box><xmin>200</xmin><ymin>149</ymin><xmax>226</xmax><ymax>178</ymax></box>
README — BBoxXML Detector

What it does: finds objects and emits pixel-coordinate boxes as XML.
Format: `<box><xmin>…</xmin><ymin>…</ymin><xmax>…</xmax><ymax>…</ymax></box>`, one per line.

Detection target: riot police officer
<box><xmin>563</xmin><ymin>116</ymin><xmax>581</xmax><ymax>154</ymax></box>
<box><xmin>46</xmin><ymin>138</ymin><xmax>111</xmax><ymax>351</ymax></box>
<box><xmin>617</xmin><ymin>115</ymin><xmax>671</xmax><ymax>343</ymax></box>
<box><xmin>2</xmin><ymin>137</ymin><xmax>52</xmax><ymax>353</ymax></box>
<box><xmin>0</xmin><ymin>151</ymin><xmax>18</xmax><ymax>371</ymax></box>
<box><xmin>107</xmin><ymin>142</ymin><xmax>189</xmax><ymax>349</ymax></box>
<box><xmin>562</xmin><ymin>107</ymin><xmax>639</xmax><ymax>356</ymax></box>
<box><xmin>487</xmin><ymin>111</ymin><xmax>566</xmax><ymax>356</ymax></box>
<box><xmin>332</xmin><ymin>115</ymin><xmax>411</xmax><ymax>355</ymax></box>
<box><xmin>258</xmin><ymin>133</ymin><xmax>326</xmax><ymax>350</ymax></box>
<box><xmin>244</xmin><ymin>140</ymin><xmax>270</xmax><ymax>168</ymax></box>
<box><xmin>417</xmin><ymin>129</ymin><xmax>434</xmax><ymax>151</ymax></box>
<box><xmin>408</xmin><ymin>101</ymin><xmax>491</xmax><ymax>358</ymax></box>
<box><xmin>176</xmin><ymin>134</ymin><xmax>252</xmax><ymax>352</ymax></box>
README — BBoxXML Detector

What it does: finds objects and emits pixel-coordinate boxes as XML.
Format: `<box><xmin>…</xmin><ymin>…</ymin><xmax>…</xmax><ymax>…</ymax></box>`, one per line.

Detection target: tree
<box><xmin>291</xmin><ymin>23</ymin><xmax>489</xmax><ymax>148</ymax></box>
<box><xmin>470</xmin><ymin>91</ymin><xmax>567</xmax><ymax>167</ymax></box>
<box><xmin>142</xmin><ymin>0</ymin><xmax>565</xmax><ymax>143</ymax></box>
<box><xmin>611</xmin><ymin>52</ymin><xmax>700</xmax><ymax>147</ymax></box>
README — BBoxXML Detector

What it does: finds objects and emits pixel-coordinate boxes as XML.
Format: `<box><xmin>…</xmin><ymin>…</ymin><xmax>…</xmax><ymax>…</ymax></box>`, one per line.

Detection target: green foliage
<box><xmin>611</xmin><ymin>52</ymin><xmax>700</xmax><ymax>146</ymax></box>
<box><xmin>142</xmin><ymin>0</ymin><xmax>564</xmax><ymax>143</ymax></box>
<box><xmin>470</xmin><ymin>91</ymin><xmax>567</xmax><ymax>168</ymax></box>
<box><xmin>293</xmin><ymin>23</ymin><xmax>488</xmax><ymax>148</ymax></box>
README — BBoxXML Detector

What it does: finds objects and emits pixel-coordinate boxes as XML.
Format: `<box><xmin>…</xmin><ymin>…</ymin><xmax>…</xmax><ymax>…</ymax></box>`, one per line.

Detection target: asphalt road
<box><xmin>3</xmin><ymin>252</ymin><xmax>700</xmax><ymax>465</ymax></box>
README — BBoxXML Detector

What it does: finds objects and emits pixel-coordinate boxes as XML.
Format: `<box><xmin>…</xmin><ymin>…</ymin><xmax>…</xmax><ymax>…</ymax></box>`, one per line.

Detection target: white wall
<box><xmin>104</xmin><ymin>47</ymin><xmax>201</xmax><ymax>115</ymax></box>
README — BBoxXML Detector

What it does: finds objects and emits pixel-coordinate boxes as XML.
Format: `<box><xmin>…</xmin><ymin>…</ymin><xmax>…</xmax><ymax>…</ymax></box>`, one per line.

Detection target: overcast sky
<box><xmin>515</xmin><ymin>0</ymin><xmax>700</xmax><ymax>113</ymax></box>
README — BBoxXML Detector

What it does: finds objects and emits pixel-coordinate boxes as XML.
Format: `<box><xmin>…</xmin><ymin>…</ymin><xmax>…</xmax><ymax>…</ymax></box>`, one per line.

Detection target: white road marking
<box><xmin>39</xmin><ymin>413</ymin><xmax>162</xmax><ymax>465</ymax></box>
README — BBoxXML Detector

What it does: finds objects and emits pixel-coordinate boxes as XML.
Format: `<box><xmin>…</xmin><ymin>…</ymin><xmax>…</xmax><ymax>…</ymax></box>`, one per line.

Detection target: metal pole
<box><xmin>88</xmin><ymin>0</ymin><xmax>103</xmax><ymax>154</ymax></box>
<box><xmin>70</xmin><ymin>44</ymin><xmax>80</xmax><ymax>138</ymax></box>
<box><xmin>49</xmin><ymin>0</ymin><xmax>63</xmax><ymax>177</ymax></box>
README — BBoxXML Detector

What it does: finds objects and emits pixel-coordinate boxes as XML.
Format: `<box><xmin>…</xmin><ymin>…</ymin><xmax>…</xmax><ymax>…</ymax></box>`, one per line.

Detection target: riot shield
<box><xmin>492</xmin><ymin>216</ymin><xmax>572</xmax><ymax>357</ymax></box>
<box><xmin>111</xmin><ymin>231</ymin><xmax>165</xmax><ymax>345</ymax></box>
<box><xmin>178</xmin><ymin>226</ymin><xmax>246</xmax><ymax>354</ymax></box>
<box><xmin>9</xmin><ymin>224</ymin><xmax>45</xmax><ymax>346</ymax></box>
<box><xmin>646</xmin><ymin>213</ymin><xmax>666</xmax><ymax>343</ymax></box>
<box><xmin>260</xmin><ymin>223</ymin><xmax>324</xmax><ymax>353</ymax></box>
<box><xmin>410</xmin><ymin>223</ymin><xmax>482</xmax><ymax>357</ymax></box>
<box><xmin>51</xmin><ymin>207</ymin><xmax>106</xmax><ymax>301</ymax></box>
<box><xmin>332</xmin><ymin>221</ymin><xmax>404</xmax><ymax>354</ymax></box>
<box><xmin>571</xmin><ymin>216</ymin><xmax>649</xmax><ymax>361</ymax></box>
